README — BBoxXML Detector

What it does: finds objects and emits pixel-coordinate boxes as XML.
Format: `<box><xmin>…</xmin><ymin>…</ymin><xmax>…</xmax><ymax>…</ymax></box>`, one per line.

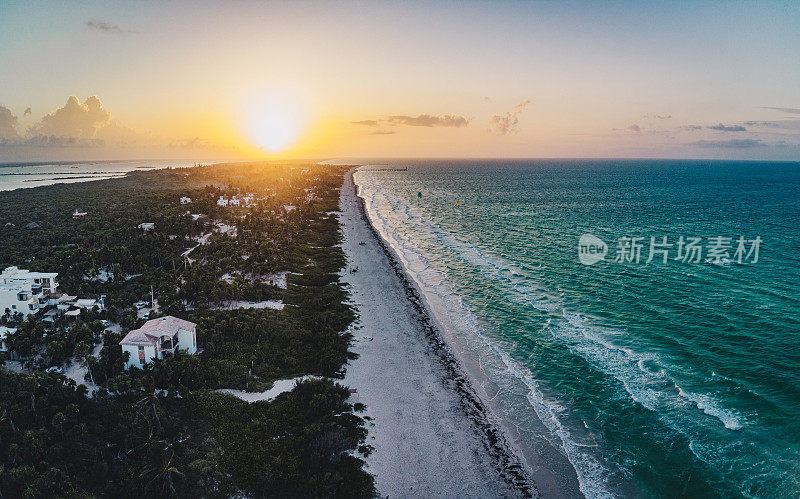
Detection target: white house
<box><xmin>0</xmin><ymin>267</ymin><xmax>59</xmax><ymax>316</ymax></box>
<box><xmin>218</xmin><ymin>195</ymin><xmax>247</xmax><ymax>207</ymax></box>
<box><xmin>138</xmin><ymin>222</ymin><xmax>155</xmax><ymax>231</ymax></box>
<box><xmin>56</xmin><ymin>295</ymin><xmax>77</xmax><ymax>311</ymax></box>
<box><xmin>180</xmin><ymin>197</ymin><xmax>192</xmax><ymax>204</ymax></box>
<box><xmin>72</xmin><ymin>209</ymin><xmax>88</xmax><ymax>218</ymax></box>
<box><xmin>75</xmin><ymin>297</ymin><xmax>104</xmax><ymax>310</ymax></box>
<box><xmin>119</xmin><ymin>316</ymin><xmax>198</xmax><ymax>369</ymax></box>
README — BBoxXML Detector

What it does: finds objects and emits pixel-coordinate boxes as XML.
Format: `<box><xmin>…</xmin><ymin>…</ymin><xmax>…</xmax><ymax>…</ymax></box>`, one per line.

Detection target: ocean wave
<box><xmin>675</xmin><ymin>386</ymin><xmax>744</xmax><ymax>430</ymax></box>
<box><xmin>371</xmin><ymin>176</ymin><xmax>750</xmax><ymax>433</ymax></box>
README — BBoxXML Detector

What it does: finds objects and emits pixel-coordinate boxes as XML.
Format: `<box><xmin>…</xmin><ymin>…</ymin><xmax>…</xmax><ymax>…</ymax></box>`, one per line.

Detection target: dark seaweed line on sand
<box><xmin>349</xmin><ymin>172</ymin><xmax>539</xmax><ymax>498</ymax></box>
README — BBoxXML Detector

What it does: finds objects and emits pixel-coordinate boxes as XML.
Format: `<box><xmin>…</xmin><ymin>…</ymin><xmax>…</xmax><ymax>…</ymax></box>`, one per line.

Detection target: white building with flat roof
<box><xmin>119</xmin><ymin>316</ymin><xmax>198</xmax><ymax>369</ymax></box>
<box><xmin>0</xmin><ymin>267</ymin><xmax>59</xmax><ymax>317</ymax></box>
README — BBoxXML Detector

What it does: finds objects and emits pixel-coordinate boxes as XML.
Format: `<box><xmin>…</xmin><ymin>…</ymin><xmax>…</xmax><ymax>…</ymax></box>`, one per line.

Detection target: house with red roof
<box><xmin>119</xmin><ymin>316</ymin><xmax>197</xmax><ymax>369</ymax></box>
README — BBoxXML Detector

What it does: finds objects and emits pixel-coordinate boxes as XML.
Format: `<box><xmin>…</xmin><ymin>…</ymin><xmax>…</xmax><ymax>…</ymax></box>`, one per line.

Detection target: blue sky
<box><xmin>1</xmin><ymin>0</ymin><xmax>799</xmax><ymax>160</ymax></box>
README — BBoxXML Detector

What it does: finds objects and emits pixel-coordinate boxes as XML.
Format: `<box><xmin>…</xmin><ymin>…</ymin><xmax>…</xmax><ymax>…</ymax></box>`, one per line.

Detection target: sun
<box><xmin>244</xmin><ymin>94</ymin><xmax>305</xmax><ymax>153</ymax></box>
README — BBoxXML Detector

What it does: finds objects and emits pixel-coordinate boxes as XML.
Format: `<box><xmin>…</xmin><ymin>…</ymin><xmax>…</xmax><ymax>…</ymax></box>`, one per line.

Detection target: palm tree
<box><xmin>74</xmin><ymin>341</ymin><xmax>95</xmax><ymax>387</ymax></box>
<box><xmin>135</xmin><ymin>389</ymin><xmax>162</xmax><ymax>431</ymax></box>
<box><xmin>21</xmin><ymin>373</ymin><xmax>38</xmax><ymax>414</ymax></box>
<box><xmin>143</xmin><ymin>452</ymin><xmax>183</xmax><ymax>497</ymax></box>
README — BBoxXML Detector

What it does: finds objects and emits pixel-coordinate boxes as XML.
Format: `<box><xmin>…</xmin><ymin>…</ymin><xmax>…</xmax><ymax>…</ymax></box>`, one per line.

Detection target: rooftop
<box><xmin>119</xmin><ymin>316</ymin><xmax>196</xmax><ymax>346</ymax></box>
<box><xmin>1</xmin><ymin>266</ymin><xmax>58</xmax><ymax>281</ymax></box>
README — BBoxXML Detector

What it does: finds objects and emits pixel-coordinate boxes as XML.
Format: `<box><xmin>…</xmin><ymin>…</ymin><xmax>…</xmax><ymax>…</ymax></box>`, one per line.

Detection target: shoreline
<box><xmin>350</xmin><ymin>171</ymin><xmax>536</xmax><ymax>494</ymax></box>
<box><xmin>350</xmin><ymin>165</ymin><xmax>587</xmax><ymax>498</ymax></box>
<box><xmin>341</xmin><ymin>168</ymin><xmax>550</xmax><ymax>497</ymax></box>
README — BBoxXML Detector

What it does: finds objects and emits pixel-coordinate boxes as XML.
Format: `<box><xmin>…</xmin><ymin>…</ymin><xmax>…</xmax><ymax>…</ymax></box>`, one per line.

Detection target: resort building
<box><xmin>217</xmin><ymin>194</ymin><xmax>258</xmax><ymax>207</ymax></box>
<box><xmin>217</xmin><ymin>195</ymin><xmax>241</xmax><ymax>207</ymax></box>
<box><xmin>138</xmin><ymin>222</ymin><xmax>155</xmax><ymax>231</ymax></box>
<box><xmin>180</xmin><ymin>197</ymin><xmax>192</xmax><ymax>204</ymax></box>
<box><xmin>119</xmin><ymin>316</ymin><xmax>198</xmax><ymax>369</ymax></box>
<box><xmin>0</xmin><ymin>267</ymin><xmax>59</xmax><ymax>316</ymax></box>
<box><xmin>72</xmin><ymin>209</ymin><xmax>88</xmax><ymax>218</ymax></box>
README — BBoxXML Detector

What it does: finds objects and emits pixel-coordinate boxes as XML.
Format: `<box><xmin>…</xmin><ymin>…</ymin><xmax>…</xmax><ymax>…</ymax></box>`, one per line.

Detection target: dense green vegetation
<box><xmin>0</xmin><ymin>369</ymin><xmax>371</xmax><ymax>497</ymax></box>
<box><xmin>0</xmin><ymin>162</ymin><xmax>373</xmax><ymax>497</ymax></box>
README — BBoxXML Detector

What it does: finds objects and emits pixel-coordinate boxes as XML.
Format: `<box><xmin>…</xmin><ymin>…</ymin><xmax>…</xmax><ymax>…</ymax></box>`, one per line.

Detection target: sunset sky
<box><xmin>1</xmin><ymin>0</ymin><xmax>799</xmax><ymax>161</ymax></box>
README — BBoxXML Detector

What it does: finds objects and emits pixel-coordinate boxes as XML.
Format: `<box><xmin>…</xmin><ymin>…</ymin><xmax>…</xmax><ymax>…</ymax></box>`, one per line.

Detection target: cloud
<box><xmin>489</xmin><ymin>99</ymin><xmax>531</xmax><ymax>135</ymax></box>
<box><xmin>10</xmin><ymin>135</ymin><xmax>104</xmax><ymax>148</ymax></box>
<box><xmin>352</xmin><ymin>120</ymin><xmax>379</xmax><ymax>127</ymax></box>
<box><xmin>387</xmin><ymin>114</ymin><xmax>469</xmax><ymax>127</ymax></box>
<box><xmin>742</xmin><ymin>120</ymin><xmax>782</xmax><ymax>128</ymax></box>
<box><xmin>86</xmin><ymin>20</ymin><xmax>128</xmax><ymax>34</ymax></box>
<box><xmin>628</xmin><ymin>124</ymin><xmax>642</xmax><ymax>133</ymax></box>
<box><xmin>23</xmin><ymin>107</ymin><xmax>32</xmax><ymax>117</ymax></box>
<box><xmin>763</xmin><ymin>107</ymin><xmax>800</xmax><ymax>114</ymax></box>
<box><xmin>28</xmin><ymin>95</ymin><xmax>110</xmax><ymax>139</ymax></box>
<box><xmin>742</xmin><ymin>119</ymin><xmax>800</xmax><ymax>131</ymax></box>
<box><xmin>689</xmin><ymin>139</ymin><xmax>763</xmax><ymax>148</ymax></box>
<box><xmin>368</xmin><ymin>130</ymin><xmax>396</xmax><ymax>135</ymax></box>
<box><xmin>646</xmin><ymin>114</ymin><xmax>672</xmax><ymax>120</ymax></box>
<box><xmin>1</xmin><ymin>94</ymin><xmax>241</xmax><ymax>158</ymax></box>
<box><xmin>2</xmin><ymin>95</ymin><xmax>146</xmax><ymax>149</ymax></box>
<box><xmin>352</xmin><ymin>114</ymin><xmax>470</xmax><ymax>130</ymax></box>
<box><xmin>168</xmin><ymin>137</ymin><xmax>210</xmax><ymax>149</ymax></box>
<box><xmin>707</xmin><ymin>123</ymin><xmax>746</xmax><ymax>132</ymax></box>
<box><xmin>0</xmin><ymin>106</ymin><xmax>20</xmax><ymax>140</ymax></box>
<box><xmin>95</xmin><ymin>120</ymin><xmax>151</xmax><ymax>146</ymax></box>
<box><xmin>514</xmin><ymin>99</ymin><xmax>531</xmax><ymax>112</ymax></box>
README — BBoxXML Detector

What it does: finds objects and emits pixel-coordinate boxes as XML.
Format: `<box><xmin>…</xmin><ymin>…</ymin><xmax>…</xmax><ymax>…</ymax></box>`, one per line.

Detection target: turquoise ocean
<box><xmin>353</xmin><ymin>160</ymin><xmax>800</xmax><ymax>497</ymax></box>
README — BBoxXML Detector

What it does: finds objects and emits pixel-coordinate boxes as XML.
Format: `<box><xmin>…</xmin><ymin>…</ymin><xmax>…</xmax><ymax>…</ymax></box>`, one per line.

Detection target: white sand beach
<box><xmin>340</xmin><ymin>169</ymin><xmax>537</xmax><ymax>498</ymax></box>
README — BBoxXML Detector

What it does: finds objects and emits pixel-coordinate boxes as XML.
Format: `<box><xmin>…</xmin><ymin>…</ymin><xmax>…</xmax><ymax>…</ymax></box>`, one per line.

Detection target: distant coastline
<box><xmin>0</xmin><ymin>159</ymin><xmax>205</xmax><ymax>191</ymax></box>
<box><xmin>0</xmin><ymin>160</ymin><xmax>157</xmax><ymax>168</ymax></box>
